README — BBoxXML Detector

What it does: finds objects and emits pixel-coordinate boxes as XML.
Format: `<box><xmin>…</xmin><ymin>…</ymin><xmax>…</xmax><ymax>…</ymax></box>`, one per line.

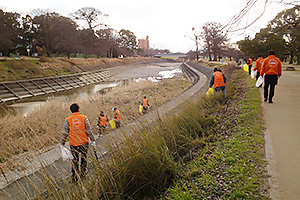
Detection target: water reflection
<box><xmin>1</xmin><ymin>81</ymin><xmax>123</xmax><ymax>117</ymax></box>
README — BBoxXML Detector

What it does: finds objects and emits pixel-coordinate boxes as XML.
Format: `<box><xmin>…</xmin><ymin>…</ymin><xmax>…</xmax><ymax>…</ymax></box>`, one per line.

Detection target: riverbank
<box><xmin>0</xmin><ymin>57</ymin><xmax>161</xmax><ymax>82</ymax></box>
<box><xmin>38</xmin><ymin>62</ymin><xmax>268</xmax><ymax>199</ymax></box>
<box><xmin>0</xmin><ymin>62</ymin><xmax>191</xmax><ymax>173</ymax></box>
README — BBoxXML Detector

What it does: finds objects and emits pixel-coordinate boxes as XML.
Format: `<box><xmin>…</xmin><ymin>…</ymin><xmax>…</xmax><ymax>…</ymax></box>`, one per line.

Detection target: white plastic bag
<box><xmin>61</xmin><ymin>145</ymin><xmax>73</xmax><ymax>161</ymax></box>
<box><xmin>250</xmin><ymin>70</ymin><xmax>255</xmax><ymax>79</ymax></box>
<box><xmin>256</xmin><ymin>76</ymin><xmax>263</xmax><ymax>87</ymax></box>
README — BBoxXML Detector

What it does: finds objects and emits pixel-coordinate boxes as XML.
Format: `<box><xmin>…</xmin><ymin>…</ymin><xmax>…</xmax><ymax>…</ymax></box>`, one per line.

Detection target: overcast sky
<box><xmin>0</xmin><ymin>0</ymin><xmax>294</xmax><ymax>53</ymax></box>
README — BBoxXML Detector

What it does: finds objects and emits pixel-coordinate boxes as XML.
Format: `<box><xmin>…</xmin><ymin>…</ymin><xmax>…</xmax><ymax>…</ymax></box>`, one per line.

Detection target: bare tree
<box><xmin>185</xmin><ymin>28</ymin><xmax>201</xmax><ymax>60</ymax></box>
<box><xmin>222</xmin><ymin>0</ymin><xmax>298</xmax><ymax>34</ymax></box>
<box><xmin>70</xmin><ymin>7</ymin><xmax>107</xmax><ymax>32</ymax></box>
<box><xmin>201</xmin><ymin>22</ymin><xmax>227</xmax><ymax>61</ymax></box>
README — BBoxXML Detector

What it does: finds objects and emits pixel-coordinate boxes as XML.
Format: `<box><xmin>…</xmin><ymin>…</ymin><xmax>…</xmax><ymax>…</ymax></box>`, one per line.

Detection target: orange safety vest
<box><xmin>113</xmin><ymin>109</ymin><xmax>121</xmax><ymax>121</ymax></box>
<box><xmin>66</xmin><ymin>113</ymin><xmax>89</xmax><ymax>146</ymax></box>
<box><xmin>213</xmin><ymin>71</ymin><xmax>225</xmax><ymax>88</ymax></box>
<box><xmin>99</xmin><ymin>115</ymin><xmax>107</xmax><ymax>126</ymax></box>
<box><xmin>247</xmin><ymin>58</ymin><xmax>253</xmax><ymax>65</ymax></box>
<box><xmin>253</xmin><ymin>57</ymin><xmax>264</xmax><ymax>73</ymax></box>
<box><xmin>142</xmin><ymin>98</ymin><xmax>148</xmax><ymax>107</ymax></box>
<box><xmin>260</xmin><ymin>55</ymin><xmax>282</xmax><ymax>76</ymax></box>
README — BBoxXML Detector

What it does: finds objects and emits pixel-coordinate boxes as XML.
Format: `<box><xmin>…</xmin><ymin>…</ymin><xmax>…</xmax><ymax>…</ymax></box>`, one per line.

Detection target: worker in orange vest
<box><xmin>253</xmin><ymin>55</ymin><xmax>264</xmax><ymax>81</ymax></box>
<box><xmin>112</xmin><ymin>107</ymin><xmax>121</xmax><ymax>128</ymax></box>
<box><xmin>61</xmin><ymin>103</ymin><xmax>95</xmax><ymax>182</ymax></box>
<box><xmin>142</xmin><ymin>96</ymin><xmax>149</xmax><ymax>114</ymax></box>
<box><xmin>247</xmin><ymin>57</ymin><xmax>253</xmax><ymax>75</ymax></box>
<box><xmin>209</xmin><ymin>68</ymin><xmax>227</xmax><ymax>96</ymax></box>
<box><xmin>97</xmin><ymin>111</ymin><xmax>108</xmax><ymax>136</ymax></box>
<box><xmin>260</xmin><ymin>50</ymin><xmax>282</xmax><ymax>103</ymax></box>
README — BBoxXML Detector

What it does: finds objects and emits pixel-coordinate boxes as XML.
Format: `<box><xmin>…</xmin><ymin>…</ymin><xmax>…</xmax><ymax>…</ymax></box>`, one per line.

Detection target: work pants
<box><xmin>256</xmin><ymin>72</ymin><xmax>260</xmax><ymax>80</ymax></box>
<box><xmin>98</xmin><ymin>125</ymin><xmax>106</xmax><ymax>135</ymax></box>
<box><xmin>142</xmin><ymin>106</ymin><xmax>148</xmax><ymax>114</ymax></box>
<box><xmin>264</xmin><ymin>74</ymin><xmax>278</xmax><ymax>102</ymax></box>
<box><xmin>115</xmin><ymin>120</ymin><xmax>121</xmax><ymax>128</ymax></box>
<box><xmin>248</xmin><ymin>65</ymin><xmax>252</xmax><ymax>75</ymax></box>
<box><xmin>214</xmin><ymin>86</ymin><xmax>227</xmax><ymax>97</ymax></box>
<box><xmin>70</xmin><ymin>143</ymin><xmax>89</xmax><ymax>182</ymax></box>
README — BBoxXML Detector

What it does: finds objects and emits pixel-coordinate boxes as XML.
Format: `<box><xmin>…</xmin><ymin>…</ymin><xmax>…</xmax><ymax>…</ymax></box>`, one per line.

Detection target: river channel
<box><xmin>0</xmin><ymin>62</ymin><xmax>183</xmax><ymax>117</ymax></box>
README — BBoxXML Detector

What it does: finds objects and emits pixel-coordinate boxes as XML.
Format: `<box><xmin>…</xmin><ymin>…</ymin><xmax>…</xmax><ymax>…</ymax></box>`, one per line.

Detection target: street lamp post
<box><xmin>27</xmin><ymin>48</ymin><xmax>30</xmax><ymax>57</ymax></box>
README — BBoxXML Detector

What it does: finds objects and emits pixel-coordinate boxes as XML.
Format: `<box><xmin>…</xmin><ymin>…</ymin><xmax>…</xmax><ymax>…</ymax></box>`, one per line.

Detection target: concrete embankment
<box><xmin>0</xmin><ymin>61</ymin><xmax>212</xmax><ymax>199</ymax></box>
<box><xmin>0</xmin><ymin>58</ymin><xmax>164</xmax><ymax>104</ymax></box>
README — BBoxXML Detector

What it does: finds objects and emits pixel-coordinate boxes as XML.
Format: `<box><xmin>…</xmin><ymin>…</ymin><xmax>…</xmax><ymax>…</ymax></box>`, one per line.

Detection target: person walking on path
<box><xmin>112</xmin><ymin>107</ymin><xmax>121</xmax><ymax>128</ymax></box>
<box><xmin>247</xmin><ymin>57</ymin><xmax>253</xmax><ymax>75</ymax></box>
<box><xmin>142</xmin><ymin>96</ymin><xmax>149</xmax><ymax>114</ymax></box>
<box><xmin>61</xmin><ymin>103</ymin><xmax>96</xmax><ymax>182</ymax></box>
<box><xmin>209</xmin><ymin>68</ymin><xmax>227</xmax><ymax>96</ymax></box>
<box><xmin>253</xmin><ymin>55</ymin><xmax>264</xmax><ymax>80</ymax></box>
<box><xmin>97</xmin><ymin>111</ymin><xmax>108</xmax><ymax>136</ymax></box>
<box><xmin>260</xmin><ymin>50</ymin><xmax>282</xmax><ymax>103</ymax></box>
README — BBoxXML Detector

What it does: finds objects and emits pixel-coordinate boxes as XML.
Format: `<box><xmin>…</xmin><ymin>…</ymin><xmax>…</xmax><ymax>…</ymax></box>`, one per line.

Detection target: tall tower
<box><xmin>138</xmin><ymin>36</ymin><xmax>149</xmax><ymax>51</ymax></box>
<box><xmin>146</xmin><ymin>36</ymin><xmax>149</xmax><ymax>50</ymax></box>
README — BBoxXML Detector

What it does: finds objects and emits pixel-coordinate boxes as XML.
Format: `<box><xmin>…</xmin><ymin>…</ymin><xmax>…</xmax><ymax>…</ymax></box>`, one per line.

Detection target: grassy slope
<box><xmin>59</xmin><ymin>65</ymin><xmax>269</xmax><ymax>200</ymax></box>
<box><xmin>161</xmin><ymin>67</ymin><xmax>269</xmax><ymax>199</ymax></box>
<box><xmin>66</xmin><ymin>65</ymin><xmax>269</xmax><ymax>200</ymax></box>
<box><xmin>0</xmin><ymin>57</ymin><xmax>160</xmax><ymax>82</ymax></box>
<box><xmin>1</xmin><ymin>62</ymin><xmax>270</xmax><ymax>199</ymax></box>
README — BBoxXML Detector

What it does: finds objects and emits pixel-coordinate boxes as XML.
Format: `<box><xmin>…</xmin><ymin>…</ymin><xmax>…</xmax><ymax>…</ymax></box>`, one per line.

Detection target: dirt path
<box><xmin>262</xmin><ymin>68</ymin><xmax>300</xmax><ymax>200</ymax></box>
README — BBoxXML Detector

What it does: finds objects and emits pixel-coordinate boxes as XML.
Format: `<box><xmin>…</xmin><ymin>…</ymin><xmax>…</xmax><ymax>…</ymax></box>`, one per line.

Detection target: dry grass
<box><xmin>0</xmin><ymin>76</ymin><xmax>191</xmax><ymax>171</ymax></box>
<box><xmin>0</xmin><ymin>57</ymin><xmax>161</xmax><ymax>81</ymax></box>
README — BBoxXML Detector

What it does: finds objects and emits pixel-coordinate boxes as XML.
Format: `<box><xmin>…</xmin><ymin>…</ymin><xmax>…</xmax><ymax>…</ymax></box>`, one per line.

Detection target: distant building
<box><xmin>138</xmin><ymin>36</ymin><xmax>149</xmax><ymax>51</ymax></box>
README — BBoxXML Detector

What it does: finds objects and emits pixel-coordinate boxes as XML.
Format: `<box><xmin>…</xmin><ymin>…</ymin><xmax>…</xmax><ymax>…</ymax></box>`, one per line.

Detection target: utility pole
<box><xmin>192</xmin><ymin>28</ymin><xmax>200</xmax><ymax>60</ymax></box>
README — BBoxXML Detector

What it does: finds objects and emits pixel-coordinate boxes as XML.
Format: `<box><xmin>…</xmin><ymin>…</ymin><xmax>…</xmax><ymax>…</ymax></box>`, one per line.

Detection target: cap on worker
<box><xmin>112</xmin><ymin>107</ymin><xmax>117</xmax><ymax>111</ymax></box>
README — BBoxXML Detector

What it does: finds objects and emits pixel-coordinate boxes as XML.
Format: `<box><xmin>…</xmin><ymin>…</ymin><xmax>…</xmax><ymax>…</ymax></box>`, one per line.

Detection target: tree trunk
<box><xmin>207</xmin><ymin>46</ymin><xmax>212</xmax><ymax>61</ymax></box>
<box><xmin>297</xmin><ymin>49</ymin><xmax>300</xmax><ymax>65</ymax></box>
<box><xmin>289</xmin><ymin>52</ymin><xmax>293</xmax><ymax>64</ymax></box>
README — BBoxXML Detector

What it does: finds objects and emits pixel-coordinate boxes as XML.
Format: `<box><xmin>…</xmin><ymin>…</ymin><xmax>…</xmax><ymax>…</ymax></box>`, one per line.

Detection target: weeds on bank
<box><xmin>163</xmin><ymin>69</ymin><xmax>268</xmax><ymax>199</ymax></box>
<box><xmin>3</xmin><ymin>66</ymin><xmax>268</xmax><ymax>199</ymax></box>
<box><xmin>53</xmin><ymin>94</ymin><xmax>230</xmax><ymax>199</ymax></box>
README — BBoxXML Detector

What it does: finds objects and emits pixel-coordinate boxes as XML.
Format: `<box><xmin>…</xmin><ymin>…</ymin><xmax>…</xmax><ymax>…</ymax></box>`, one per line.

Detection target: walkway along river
<box><xmin>0</xmin><ymin>61</ymin><xmax>212</xmax><ymax>199</ymax></box>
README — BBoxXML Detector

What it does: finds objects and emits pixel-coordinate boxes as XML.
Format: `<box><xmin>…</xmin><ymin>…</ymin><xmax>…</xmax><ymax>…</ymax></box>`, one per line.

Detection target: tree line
<box><xmin>0</xmin><ymin>7</ymin><xmax>138</xmax><ymax>58</ymax></box>
<box><xmin>237</xmin><ymin>5</ymin><xmax>300</xmax><ymax>64</ymax></box>
<box><xmin>186</xmin><ymin>22</ymin><xmax>244</xmax><ymax>62</ymax></box>
<box><xmin>187</xmin><ymin>5</ymin><xmax>299</xmax><ymax>64</ymax></box>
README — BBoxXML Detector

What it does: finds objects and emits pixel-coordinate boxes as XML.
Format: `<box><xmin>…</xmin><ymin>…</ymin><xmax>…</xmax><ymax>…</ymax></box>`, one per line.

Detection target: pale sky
<box><xmin>0</xmin><ymin>0</ymin><xmax>294</xmax><ymax>53</ymax></box>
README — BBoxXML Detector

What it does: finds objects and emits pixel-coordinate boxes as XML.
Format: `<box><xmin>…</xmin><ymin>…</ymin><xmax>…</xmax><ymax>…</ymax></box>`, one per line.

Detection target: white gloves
<box><xmin>91</xmin><ymin>141</ymin><xmax>96</xmax><ymax>147</ymax></box>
